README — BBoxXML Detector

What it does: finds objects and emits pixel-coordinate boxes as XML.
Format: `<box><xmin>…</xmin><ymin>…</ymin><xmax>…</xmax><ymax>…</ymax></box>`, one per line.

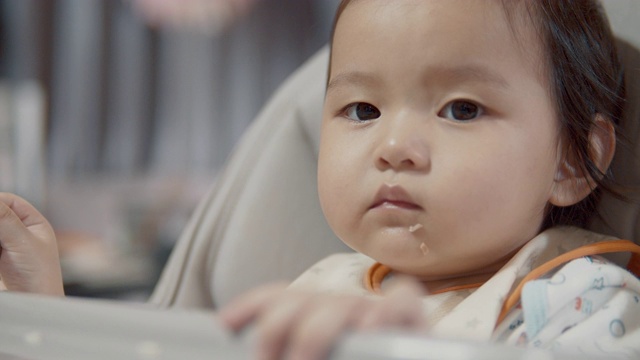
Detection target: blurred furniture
<box><xmin>0</xmin><ymin>291</ymin><xmax>579</xmax><ymax>360</ymax></box>
<box><xmin>0</xmin><ymin>81</ymin><xmax>46</xmax><ymax>209</ymax></box>
<box><xmin>0</xmin><ymin>0</ymin><xmax>338</xmax><ymax>300</ymax></box>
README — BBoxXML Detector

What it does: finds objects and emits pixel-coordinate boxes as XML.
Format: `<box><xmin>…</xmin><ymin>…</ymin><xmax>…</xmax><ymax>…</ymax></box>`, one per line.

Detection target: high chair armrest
<box><xmin>0</xmin><ymin>292</ymin><xmax>596</xmax><ymax>360</ymax></box>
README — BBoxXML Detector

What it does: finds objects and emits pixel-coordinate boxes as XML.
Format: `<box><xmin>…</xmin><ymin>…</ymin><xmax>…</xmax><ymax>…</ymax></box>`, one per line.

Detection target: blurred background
<box><xmin>0</xmin><ymin>0</ymin><xmax>338</xmax><ymax>300</ymax></box>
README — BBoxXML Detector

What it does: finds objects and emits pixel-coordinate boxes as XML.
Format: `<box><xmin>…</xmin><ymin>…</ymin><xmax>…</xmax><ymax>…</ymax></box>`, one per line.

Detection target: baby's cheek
<box><xmin>434</xmin><ymin>166</ymin><xmax>523</xmax><ymax>232</ymax></box>
<box><xmin>318</xmin><ymin>175</ymin><xmax>351</xmax><ymax>224</ymax></box>
<box><xmin>451</xmin><ymin>169</ymin><xmax>546</xmax><ymax>250</ymax></box>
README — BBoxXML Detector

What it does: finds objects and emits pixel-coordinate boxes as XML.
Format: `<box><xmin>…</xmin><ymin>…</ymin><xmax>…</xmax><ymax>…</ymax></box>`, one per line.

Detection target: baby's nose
<box><xmin>374</xmin><ymin>118</ymin><xmax>430</xmax><ymax>172</ymax></box>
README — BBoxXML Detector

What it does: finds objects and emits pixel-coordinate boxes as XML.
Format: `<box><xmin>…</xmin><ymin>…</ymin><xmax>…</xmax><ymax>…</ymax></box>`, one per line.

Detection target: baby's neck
<box><xmin>417</xmin><ymin>272</ymin><xmax>495</xmax><ymax>295</ymax></box>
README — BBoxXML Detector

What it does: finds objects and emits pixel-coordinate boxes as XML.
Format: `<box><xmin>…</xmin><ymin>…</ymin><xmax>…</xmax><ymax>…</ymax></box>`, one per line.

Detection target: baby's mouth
<box><xmin>370</xmin><ymin>184</ymin><xmax>423</xmax><ymax>211</ymax></box>
<box><xmin>370</xmin><ymin>200</ymin><xmax>422</xmax><ymax>210</ymax></box>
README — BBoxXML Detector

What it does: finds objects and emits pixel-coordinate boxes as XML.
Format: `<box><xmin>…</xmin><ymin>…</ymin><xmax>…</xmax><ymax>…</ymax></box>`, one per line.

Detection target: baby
<box><xmin>1</xmin><ymin>1</ymin><xmax>639</xmax><ymax>360</ymax></box>
<box><xmin>219</xmin><ymin>0</ymin><xmax>640</xmax><ymax>359</ymax></box>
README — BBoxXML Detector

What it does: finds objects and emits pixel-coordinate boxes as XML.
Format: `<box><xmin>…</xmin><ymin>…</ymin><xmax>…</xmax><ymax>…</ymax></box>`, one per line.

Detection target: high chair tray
<box><xmin>0</xmin><ymin>292</ymin><xmax>603</xmax><ymax>360</ymax></box>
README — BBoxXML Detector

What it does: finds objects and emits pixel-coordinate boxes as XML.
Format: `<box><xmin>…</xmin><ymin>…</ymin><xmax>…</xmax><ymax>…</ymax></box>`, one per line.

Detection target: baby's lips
<box><xmin>370</xmin><ymin>184</ymin><xmax>423</xmax><ymax>210</ymax></box>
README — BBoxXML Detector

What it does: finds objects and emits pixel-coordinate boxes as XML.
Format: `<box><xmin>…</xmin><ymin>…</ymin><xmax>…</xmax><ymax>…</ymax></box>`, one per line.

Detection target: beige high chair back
<box><xmin>150</xmin><ymin>46</ymin><xmax>350</xmax><ymax>309</ymax></box>
<box><xmin>150</xmin><ymin>0</ymin><xmax>640</xmax><ymax>310</ymax></box>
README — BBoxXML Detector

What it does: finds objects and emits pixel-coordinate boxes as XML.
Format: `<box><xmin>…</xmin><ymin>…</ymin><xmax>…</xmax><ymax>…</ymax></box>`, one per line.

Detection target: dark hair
<box><xmin>518</xmin><ymin>0</ymin><xmax>625</xmax><ymax>229</ymax></box>
<box><xmin>329</xmin><ymin>0</ymin><xmax>626</xmax><ymax>229</ymax></box>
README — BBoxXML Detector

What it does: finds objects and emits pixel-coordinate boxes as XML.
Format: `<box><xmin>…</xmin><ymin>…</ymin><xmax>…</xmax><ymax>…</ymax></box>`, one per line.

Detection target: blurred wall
<box><xmin>0</xmin><ymin>0</ymin><xmax>338</xmax><ymax>181</ymax></box>
<box><xmin>0</xmin><ymin>0</ymin><xmax>339</xmax><ymax>298</ymax></box>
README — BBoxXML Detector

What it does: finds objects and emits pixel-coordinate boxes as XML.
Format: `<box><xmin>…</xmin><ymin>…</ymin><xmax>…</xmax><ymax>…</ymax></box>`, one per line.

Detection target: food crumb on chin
<box><xmin>420</xmin><ymin>242</ymin><xmax>429</xmax><ymax>255</ymax></box>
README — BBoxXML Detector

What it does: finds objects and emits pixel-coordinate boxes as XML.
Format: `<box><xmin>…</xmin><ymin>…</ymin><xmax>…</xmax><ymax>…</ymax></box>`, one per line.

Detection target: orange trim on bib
<box><xmin>628</xmin><ymin>251</ymin><xmax>640</xmax><ymax>278</ymax></box>
<box><xmin>363</xmin><ymin>239</ymin><xmax>640</xmax><ymax>330</ymax></box>
<box><xmin>364</xmin><ymin>262</ymin><xmax>484</xmax><ymax>295</ymax></box>
<box><xmin>365</xmin><ymin>262</ymin><xmax>388</xmax><ymax>293</ymax></box>
<box><xmin>495</xmin><ymin>239</ymin><xmax>640</xmax><ymax>327</ymax></box>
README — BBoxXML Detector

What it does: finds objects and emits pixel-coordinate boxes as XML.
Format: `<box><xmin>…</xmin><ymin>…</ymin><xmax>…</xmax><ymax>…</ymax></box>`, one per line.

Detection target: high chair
<box><xmin>1</xmin><ymin>1</ymin><xmax>639</xmax><ymax>359</ymax></box>
<box><xmin>147</xmin><ymin>44</ymin><xmax>350</xmax><ymax>309</ymax></box>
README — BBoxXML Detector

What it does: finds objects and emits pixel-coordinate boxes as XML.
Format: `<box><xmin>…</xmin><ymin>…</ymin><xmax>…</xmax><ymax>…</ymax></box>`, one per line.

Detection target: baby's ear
<box><xmin>550</xmin><ymin>115</ymin><xmax>616</xmax><ymax>207</ymax></box>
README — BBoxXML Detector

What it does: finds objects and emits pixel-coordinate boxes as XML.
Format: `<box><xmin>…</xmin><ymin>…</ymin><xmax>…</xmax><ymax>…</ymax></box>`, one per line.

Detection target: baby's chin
<box><xmin>341</xmin><ymin>228</ymin><xmax>426</xmax><ymax>256</ymax></box>
<box><xmin>365</xmin><ymin>241</ymin><xmax>503</xmax><ymax>280</ymax></box>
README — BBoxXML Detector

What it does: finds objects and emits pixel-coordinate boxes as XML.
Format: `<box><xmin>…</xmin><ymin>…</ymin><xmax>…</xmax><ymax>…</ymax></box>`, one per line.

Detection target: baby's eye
<box><xmin>344</xmin><ymin>102</ymin><xmax>381</xmax><ymax>121</ymax></box>
<box><xmin>439</xmin><ymin>100</ymin><xmax>483</xmax><ymax>122</ymax></box>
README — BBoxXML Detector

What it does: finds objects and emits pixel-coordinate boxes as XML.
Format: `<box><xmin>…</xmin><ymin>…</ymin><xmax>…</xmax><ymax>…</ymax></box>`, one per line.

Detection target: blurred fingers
<box><xmin>0</xmin><ymin>193</ymin><xmax>53</xmax><ymax>249</ymax></box>
<box><xmin>218</xmin><ymin>282</ymin><xmax>289</xmax><ymax>331</ymax></box>
<box><xmin>358</xmin><ymin>276</ymin><xmax>427</xmax><ymax>331</ymax></box>
<box><xmin>0</xmin><ymin>193</ymin><xmax>46</xmax><ymax>226</ymax></box>
<box><xmin>254</xmin><ymin>292</ymin><xmax>315</xmax><ymax>360</ymax></box>
<box><xmin>285</xmin><ymin>296</ymin><xmax>364</xmax><ymax>360</ymax></box>
<box><xmin>0</xmin><ymin>196</ymin><xmax>30</xmax><ymax>250</ymax></box>
<box><xmin>385</xmin><ymin>276</ymin><xmax>428</xmax><ymax>330</ymax></box>
<box><xmin>220</xmin><ymin>277</ymin><xmax>429</xmax><ymax>360</ymax></box>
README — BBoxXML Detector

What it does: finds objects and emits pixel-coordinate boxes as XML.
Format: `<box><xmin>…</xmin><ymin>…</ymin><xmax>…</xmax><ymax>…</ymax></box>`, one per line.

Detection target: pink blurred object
<box><xmin>132</xmin><ymin>0</ymin><xmax>260</xmax><ymax>34</ymax></box>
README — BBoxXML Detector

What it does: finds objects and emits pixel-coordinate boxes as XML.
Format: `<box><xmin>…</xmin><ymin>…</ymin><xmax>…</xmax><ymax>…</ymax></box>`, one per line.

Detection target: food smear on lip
<box><xmin>409</xmin><ymin>223</ymin><xmax>423</xmax><ymax>233</ymax></box>
<box><xmin>420</xmin><ymin>242</ymin><xmax>429</xmax><ymax>255</ymax></box>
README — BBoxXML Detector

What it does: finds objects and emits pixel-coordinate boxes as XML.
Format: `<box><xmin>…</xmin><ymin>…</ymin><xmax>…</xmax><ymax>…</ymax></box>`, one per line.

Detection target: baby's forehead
<box><xmin>329</xmin><ymin>0</ymin><xmax>548</xmax><ymax>87</ymax></box>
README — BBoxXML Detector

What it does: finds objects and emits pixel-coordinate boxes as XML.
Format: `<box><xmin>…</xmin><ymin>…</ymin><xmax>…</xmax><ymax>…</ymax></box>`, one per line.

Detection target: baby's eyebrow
<box><xmin>326</xmin><ymin>65</ymin><xmax>511</xmax><ymax>93</ymax></box>
<box><xmin>326</xmin><ymin>71</ymin><xmax>380</xmax><ymax>93</ymax></box>
<box><xmin>427</xmin><ymin>65</ymin><xmax>511</xmax><ymax>90</ymax></box>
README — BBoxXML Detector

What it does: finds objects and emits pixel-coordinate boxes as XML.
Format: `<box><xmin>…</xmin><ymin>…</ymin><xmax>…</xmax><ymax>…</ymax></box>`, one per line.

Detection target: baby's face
<box><xmin>319</xmin><ymin>0</ymin><xmax>563</xmax><ymax>280</ymax></box>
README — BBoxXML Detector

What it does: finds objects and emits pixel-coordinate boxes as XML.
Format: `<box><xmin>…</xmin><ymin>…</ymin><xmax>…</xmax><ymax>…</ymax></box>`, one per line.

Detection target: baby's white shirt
<box><xmin>288</xmin><ymin>227</ymin><xmax>640</xmax><ymax>357</ymax></box>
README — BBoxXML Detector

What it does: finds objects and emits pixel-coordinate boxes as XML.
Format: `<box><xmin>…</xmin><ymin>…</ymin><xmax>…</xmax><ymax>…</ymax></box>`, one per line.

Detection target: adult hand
<box><xmin>219</xmin><ymin>277</ymin><xmax>427</xmax><ymax>360</ymax></box>
<box><xmin>0</xmin><ymin>192</ymin><xmax>64</xmax><ymax>296</ymax></box>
